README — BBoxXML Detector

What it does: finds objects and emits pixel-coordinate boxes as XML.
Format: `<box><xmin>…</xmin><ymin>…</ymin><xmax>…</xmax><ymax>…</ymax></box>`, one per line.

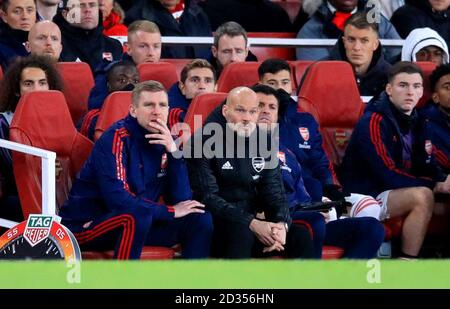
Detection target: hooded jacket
<box><xmin>328</xmin><ymin>35</ymin><xmax>391</xmax><ymax>96</ymax></box>
<box><xmin>296</xmin><ymin>0</ymin><xmax>401</xmax><ymax>61</ymax></box>
<box><xmin>340</xmin><ymin>92</ymin><xmax>446</xmax><ymax>197</ymax></box>
<box><xmin>53</xmin><ymin>11</ymin><xmax>123</xmax><ymax>70</ymax></box>
<box><xmin>391</xmin><ymin>0</ymin><xmax>450</xmax><ymax>47</ymax></box>
<box><xmin>168</xmin><ymin>82</ymin><xmax>190</xmax><ymax>129</ymax></box>
<box><xmin>0</xmin><ymin>22</ymin><xmax>29</xmax><ymax>70</ymax></box>
<box><xmin>186</xmin><ymin>103</ymin><xmax>292</xmax><ymax>228</ymax></box>
<box><xmin>401</xmin><ymin>27</ymin><xmax>449</xmax><ymax>64</ymax></box>
<box><xmin>125</xmin><ymin>0</ymin><xmax>211</xmax><ymax>59</ymax></box>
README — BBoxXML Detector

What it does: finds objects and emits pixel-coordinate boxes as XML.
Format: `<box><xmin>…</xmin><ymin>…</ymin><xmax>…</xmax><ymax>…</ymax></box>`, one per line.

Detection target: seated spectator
<box><xmin>124</xmin><ymin>20</ymin><xmax>161</xmax><ymax>65</ymax></box>
<box><xmin>296</xmin><ymin>0</ymin><xmax>400</xmax><ymax>62</ymax></box>
<box><xmin>258</xmin><ymin>58</ymin><xmax>382</xmax><ymax>220</ymax></box>
<box><xmin>53</xmin><ymin>0</ymin><xmax>123</xmax><ymax>70</ymax></box>
<box><xmin>205</xmin><ymin>21</ymin><xmax>257</xmax><ymax>78</ymax></box>
<box><xmin>340</xmin><ymin>62</ymin><xmax>450</xmax><ymax>259</ymax></box>
<box><xmin>79</xmin><ymin>60</ymin><xmax>140</xmax><ymax>140</ymax></box>
<box><xmin>125</xmin><ymin>0</ymin><xmax>211</xmax><ymax>59</ymax></box>
<box><xmin>25</xmin><ymin>20</ymin><xmax>63</xmax><ymax>60</ymax></box>
<box><xmin>168</xmin><ymin>59</ymin><xmax>216</xmax><ymax>129</ymax></box>
<box><xmin>0</xmin><ymin>0</ymin><xmax>36</xmax><ymax>70</ymax></box>
<box><xmin>379</xmin><ymin>0</ymin><xmax>405</xmax><ymax>19</ymax></box>
<box><xmin>254</xmin><ymin>84</ymin><xmax>384</xmax><ymax>259</ymax></box>
<box><xmin>391</xmin><ymin>0</ymin><xmax>450</xmax><ymax>48</ymax></box>
<box><xmin>420</xmin><ymin>64</ymin><xmax>450</xmax><ymax>173</ymax></box>
<box><xmin>401</xmin><ymin>27</ymin><xmax>449</xmax><ymax>65</ymax></box>
<box><xmin>0</xmin><ymin>55</ymin><xmax>64</xmax><ymax>222</ymax></box>
<box><xmin>186</xmin><ymin>87</ymin><xmax>315</xmax><ymax>259</ymax></box>
<box><xmin>99</xmin><ymin>0</ymin><xmax>127</xmax><ymax>36</ymax></box>
<box><xmin>199</xmin><ymin>0</ymin><xmax>293</xmax><ymax>32</ymax></box>
<box><xmin>328</xmin><ymin>12</ymin><xmax>391</xmax><ymax>96</ymax></box>
<box><xmin>60</xmin><ymin>81</ymin><xmax>213</xmax><ymax>259</ymax></box>
<box><xmin>36</xmin><ymin>0</ymin><xmax>59</xmax><ymax>21</ymax></box>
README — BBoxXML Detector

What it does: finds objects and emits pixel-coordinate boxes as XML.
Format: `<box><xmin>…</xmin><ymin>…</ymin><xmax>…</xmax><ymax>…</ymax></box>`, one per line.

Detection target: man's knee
<box><xmin>411</xmin><ymin>187</ymin><xmax>434</xmax><ymax>213</ymax></box>
<box><xmin>186</xmin><ymin>212</ymin><xmax>214</xmax><ymax>233</ymax></box>
<box><xmin>355</xmin><ymin>217</ymin><xmax>385</xmax><ymax>244</ymax></box>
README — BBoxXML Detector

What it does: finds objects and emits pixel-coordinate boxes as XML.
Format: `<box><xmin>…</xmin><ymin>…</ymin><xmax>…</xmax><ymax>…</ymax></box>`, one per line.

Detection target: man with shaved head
<box><xmin>186</xmin><ymin>87</ymin><xmax>315</xmax><ymax>259</ymax></box>
<box><xmin>26</xmin><ymin>20</ymin><xmax>62</xmax><ymax>60</ymax></box>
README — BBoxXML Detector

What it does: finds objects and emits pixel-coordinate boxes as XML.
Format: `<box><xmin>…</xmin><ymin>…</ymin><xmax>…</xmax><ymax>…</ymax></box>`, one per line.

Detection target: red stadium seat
<box><xmin>0</xmin><ymin>65</ymin><xmax>3</xmax><ymax>81</ymax></box>
<box><xmin>184</xmin><ymin>92</ymin><xmax>228</xmax><ymax>136</ymax></box>
<box><xmin>322</xmin><ymin>246</ymin><xmax>345</xmax><ymax>259</ymax></box>
<box><xmin>9</xmin><ymin>91</ymin><xmax>93</xmax><ymax>219</ymax></box>
<box><xmin>216</xmin><ymin>62</ymin><xmax>261</xmax><ymax>93</ymax></box>
<box><xmin>82</xmin><ymin>246</ymin><xmax>175</xmax><ymax>260</ymax></box>
<box><xmin>298</xmin><ymin>61</ymin><xmax>364</xmax><ymax>168</ymax></box>
<box><xmin>248</xmin><ymin>32</ymin><xmax>296</xmax><ymax>61</ymax></box>
<box><xmin>138</xmin><ymin>62</ymin><xmax>179</xmax><ymax>90</ymax></box>
<box><xmin>57</xmin><ymin>62</ymin><xmax>95</xmax><ymax>125</ymax></box>
<box><xmin>415</xmin><ymin>61</ymin><xmax>437</xmax><ymax>109</ymax></box>
<box><xmin>94</xmin><ymin>91</ymin><xmax>132</xmax><ymax>141</ymax></box>
<box><xmin>160</xmin><ymin>58</ymin><xmax>193</xmax><ymax>79</ymax></box>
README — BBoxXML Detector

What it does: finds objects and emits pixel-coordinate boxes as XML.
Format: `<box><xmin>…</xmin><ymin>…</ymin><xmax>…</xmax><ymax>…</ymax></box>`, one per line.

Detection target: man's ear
<box><xmin>373</xmin><ymin>39</ymin><xmax>380</xmax><ymax>51</ymax></box>
<box><xmin>0</xmin><ymin>9</ymin><xmax>7</xmax><ymax>23</ymax></box>
<box><xmin>385</xmin><ymin>83</ymin><xmax>392</xmax><ymax>96</ymax></box>
<box><xmin>24</xmin><ymin>41</ymin><xmax>31</xmax><ymax>53</ymax></box>
<box><xmin>211</xmin><ymin>45</ymin><xmax>218</xmax><ymax>58</ymax></box>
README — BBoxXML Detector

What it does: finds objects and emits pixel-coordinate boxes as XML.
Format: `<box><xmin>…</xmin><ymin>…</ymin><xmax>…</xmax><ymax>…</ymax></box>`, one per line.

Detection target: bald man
<box><xmin>186</xmin><ymin>87</ymin><xmax>314</xmax><ymax>259</ymax></box>
<box><xmin>25</xmin><ymin>20</ymin><xmax>62</xmax><ymax>60</ymax></box>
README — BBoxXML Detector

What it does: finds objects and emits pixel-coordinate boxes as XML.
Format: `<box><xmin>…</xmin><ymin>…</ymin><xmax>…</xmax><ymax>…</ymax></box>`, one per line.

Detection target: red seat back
<box><xmin>415</xmin><ymin>61</ymin><xmax>437</xmax><ymax>109</ymax></box>
<box><xmin>184</xmin><ymin>92</ymin><xmax>228</xmax><ymax>135</ymax></box>
<box><xmin>298</xmin><ymin>61</ymin><xmax>364</xmax><ymax>167</ymax></box>
<box><xmin>137</xmin><ymin>62</ymin><xmax>179</xmax><ymax>90</ymax></box>
<box><xmin>94</xmin><ymin>91</ymin><xmax>132</xmax><ymax>141</ymax></box>
<box><xmin>216</xmin><ymin>62</ymin><xmax>261</xmax><ymax>93</ymax></box>
<box><xmin>248</xmin><ymin>32</ymin><xmax>296</xmax><ymax>61</ymax></box>
<box><xmin>57</xmin><ymin>62</ymin><xmax>95</xmax><ymax>125</ymax></box>
<box><xmin>9</xmin><ymin>91</ymin><xmax>93</xmax><ymax>219</ymax></box>
<box><xmin>160</xmin><ymin>58</ymin><xmax>193</xmax><ymax>79</ymax></box>
<box><xmin>0</xmin><ymin>65</ymin><xmax>3</xmax><ymax>81</ymax></box>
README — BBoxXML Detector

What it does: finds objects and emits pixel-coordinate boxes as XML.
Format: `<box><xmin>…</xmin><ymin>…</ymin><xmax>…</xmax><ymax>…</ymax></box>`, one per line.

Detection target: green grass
<box><xmin>1</xmin><ymin>260</ymin><xmax>450</xmax><ymax>288</ymax></box>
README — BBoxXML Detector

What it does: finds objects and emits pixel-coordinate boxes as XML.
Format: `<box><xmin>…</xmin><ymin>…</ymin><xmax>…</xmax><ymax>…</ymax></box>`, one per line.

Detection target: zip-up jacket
<box><xmin>60</xmin><ymin>115</ymin><xmax>191</xmax><ymax>224</ymax></box>
<box><xmin>186</xmin><ymin>104</ymin><xmax>291</xmax><ymax>227</ymax></box>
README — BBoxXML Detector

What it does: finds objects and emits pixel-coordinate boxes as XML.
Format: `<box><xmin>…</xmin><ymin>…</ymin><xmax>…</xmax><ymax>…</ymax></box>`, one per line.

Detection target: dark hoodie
<box><xmin>0</xmin><ymin>22</ymin><xmax>29</xmax><ymax>70</ymax></box>
<box><xmin>327</xmin><ymin>36</ymin><xmax>391</xmax><ymax>96</ymax></box>
<box><xmin>53</xmin><ymin>11</ymin><xmax>122</xmax><ymax>70</ymax></box>
<box><xmin>391</xmin><ymin>0</ymin><xmax>450</xmax><ymax>47</ymax></box>
<box><xmin>340</xmin><ymin>92</ymin><xmax>446</xmax><ymax>197</ymax></box>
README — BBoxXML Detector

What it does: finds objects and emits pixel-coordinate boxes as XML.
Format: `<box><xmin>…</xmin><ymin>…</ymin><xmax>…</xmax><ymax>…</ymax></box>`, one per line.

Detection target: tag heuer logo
<box><xmin>24</xmin><ymin>215</ymin><xmax>53</xmax><ymax>247</ymax></box>
<box><xmin>252</xmin><ymin>157</ymin><xmax>265</xmax><ymax>173</ymax></box>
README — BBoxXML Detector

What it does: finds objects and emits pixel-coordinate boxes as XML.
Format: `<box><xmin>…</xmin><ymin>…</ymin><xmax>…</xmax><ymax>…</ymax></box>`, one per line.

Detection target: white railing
<box><xmin>0</xmin><ymin>138</ymin><xmax>56</xmax><ymax>228</ymax></box>
<box><xmin>109</xmin><ymin>36</ymin><xmax>404</xmax><ymax>49</ymax></box>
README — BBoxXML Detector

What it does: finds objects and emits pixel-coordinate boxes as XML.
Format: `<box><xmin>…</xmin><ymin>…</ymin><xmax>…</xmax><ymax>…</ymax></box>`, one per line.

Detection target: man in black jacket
<box><xmin>53</xmin><ymin>0</ymin><xmax>122</xmax><ymax>70</ymax></box>
<box><xmin>186</xmin><ymin>86</ymin><xmax>314</xmax><ymax>259</ymax></box>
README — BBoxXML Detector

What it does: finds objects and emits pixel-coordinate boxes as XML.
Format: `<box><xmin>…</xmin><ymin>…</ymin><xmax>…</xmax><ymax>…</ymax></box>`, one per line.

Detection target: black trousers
<box><xmin>211</xmin><ymin>217</ymin><xmax>314</xmax><ymax>259</ymax></box>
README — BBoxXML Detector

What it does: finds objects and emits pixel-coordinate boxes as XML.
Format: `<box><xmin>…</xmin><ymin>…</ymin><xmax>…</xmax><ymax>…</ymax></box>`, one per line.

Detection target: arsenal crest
<box><xmin>24</xmin><ymin>215</ymin><xmax>53</xmax><ymax>247</ymax></box>
<box><xmin>102</xmin><ymin>52</ymin><xmax>113</xmax><ymax>61</ymax></box>
<box><xmin>299</xmin><ymin>127</ymin><xmax>309</xmax><ymax>141</ymax></box>
<box><xmin>252</xmin><ymin>157</ymin><xmax>265</xmax><ymax>173</ymax></box>
<box><xmin>334</xmin><ymin>129</ymin><xmax>348</xmax><ymax>147</ymax></box>
<box><xmin>425</xmin><ymin>140</ymin><xmax>433</xmax><ymax>155</ymax></box>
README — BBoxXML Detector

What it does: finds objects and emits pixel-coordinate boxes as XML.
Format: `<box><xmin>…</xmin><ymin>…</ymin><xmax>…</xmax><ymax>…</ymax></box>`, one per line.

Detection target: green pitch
<box><xmin>1</xmin><ymin>260</ymin><xmax>450</xmax><ymax>288</ymax></box>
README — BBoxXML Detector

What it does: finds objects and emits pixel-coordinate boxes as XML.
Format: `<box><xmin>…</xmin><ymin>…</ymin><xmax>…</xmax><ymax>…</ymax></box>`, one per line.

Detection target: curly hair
<box><xmin>0</xmin><ymin>55</ymin><xmax>64</xmax><ymax>113</ymax></box>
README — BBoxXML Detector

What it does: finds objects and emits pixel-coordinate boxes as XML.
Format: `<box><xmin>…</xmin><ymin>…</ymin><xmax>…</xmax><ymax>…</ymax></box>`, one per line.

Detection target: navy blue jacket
<box><xmin>125</xmin><ymin>0</ymin><xmax>211</xmax><ymax>59</ymax></box>
<box><xmin>278</xmin><ymin>94</ymin><xmax>339</xmax><ymax>199</ymax></box>
<box><xmin>278</xmin><ymin>143</ymin><xmax>312</xmax><ymax>212</ymax></box>
<box><xmin>168</xmin><ymin>82</ymin><xmax>190</xmax><ymax>129</ymax></box>
<box><xmin>60</xmin><ymin>115</ymin><xmax>192</xmax><ymax>224</ymax></box>
<box><xmin>0</xmin><ymin>23</ymin><xmax>29</xmax><ymax>70</ymax></box>
<box><xmin>420</xmin><ymin>102</ymin><xmax>450</xmax><ymax>174</ymax></box>
<box><xmin>340</xmin><ymin>92</ymin><xmax>446</xmax><ymax>197</ymax></box>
